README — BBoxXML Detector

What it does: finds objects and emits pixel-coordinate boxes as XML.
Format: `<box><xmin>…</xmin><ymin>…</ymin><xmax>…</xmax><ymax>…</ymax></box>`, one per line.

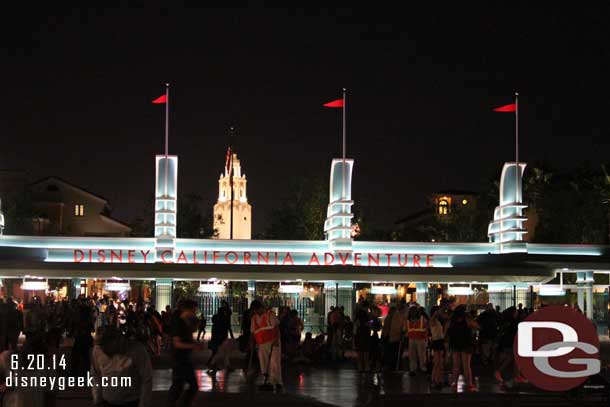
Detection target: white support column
<box><xmin>71</xmin><ymin>278</ymin><xmax>82</xmax><ymax>299</ymax></box>
<box><xmin>577</xmin><ymin>285</ymin><xmax>585</xmax><ymax>313</ymax></box>
<box><xmin>247</xmin><ymin>280</ymin><xmax>256</xmax><ymax>307</ymax></box>
<box><xmin>586</xmin><ymin>284</ymin><xmax>594</xmax><ymax>320</ymax></box>
<box><xmin>585</xmin><ymin>271</ymin><xmax>594</xmax><ymax>320</ymax></box>
<box><xmin>577</xmin><ymin>271</ymin><xmax>585</xmax><ymax>314</ymax></box>
<box><xmin>416</xmin><ymin>283</ymin><xmax>428</xmax><ymax>311</ymax></box>
<box><xmin>576</xmin><ymin>271</ymin><xmax>594</xmax><ymax>319</ymax></box>
<box><xmin>156</xmin><ymin>278</ymin><xmax>173</xmax><ymax>312</ymax></box>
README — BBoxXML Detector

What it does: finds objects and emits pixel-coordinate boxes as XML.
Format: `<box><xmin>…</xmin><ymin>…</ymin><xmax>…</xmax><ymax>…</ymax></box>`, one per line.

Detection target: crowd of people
<box><xmin>0</xmin><ymin>292</ymin><xmax>591</xmax><ymax>406</ymax></box>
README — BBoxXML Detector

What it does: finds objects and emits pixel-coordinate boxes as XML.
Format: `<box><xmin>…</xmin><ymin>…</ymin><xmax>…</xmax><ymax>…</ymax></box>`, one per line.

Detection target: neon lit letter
<box><xmin>74</xmin><ymin>249</ymin><xmax>84</xmax><ymax>263</ymax></box>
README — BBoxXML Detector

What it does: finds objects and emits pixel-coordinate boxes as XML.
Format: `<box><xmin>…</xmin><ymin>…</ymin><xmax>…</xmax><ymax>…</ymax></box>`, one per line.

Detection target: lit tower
<box><xmin>152</xmin><ymin>84</ymin><xmax>178</xmax><ymax>262</ymax></box>
<box><xmin>213</xmin><ymin>151</ymin><xmax>251</xmax><ymax>239</ymax></box>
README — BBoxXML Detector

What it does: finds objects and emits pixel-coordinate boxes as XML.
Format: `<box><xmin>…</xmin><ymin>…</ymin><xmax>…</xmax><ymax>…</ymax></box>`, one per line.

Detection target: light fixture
<box><xmin>21</xmin><ymin>277</ymin><xmax>48</xmax><ymax>291</ymax></box>
<box><xmin>448</xmin><ymin>284</ymin><xmax>472</xmax><ymax>296</ymax></box>
<box><xmin>538</xmin><ymin>285</ymin><xmax>566</xmax><ymax>296</ymax></box>
<box><xmin>198</xmin><ymin>281</ymin><xmax>225</xmax><ymax>293</ymax></box>
<box><xmin>279</xmin><ymin>282</ymin><xmax>303</xmax><ymax>294</ymax></box>
<box><xmin>486</xmin><ymin>283</ymin><xmax>511</xmax><ymax>293</ymax></box>
<box><xmin>370</xmin><ymin>284</ymin><xmax>397</xmax><ymax>295</ymax></box>
<box><xmin>462</xmin><ymin>199</ymin><xmax>468</xmax><ymax>205</ymax></box>
<box><xmin>104</xmin><ymin>279</ymin><xmax>131</xmax><ymax>291</ymax></box>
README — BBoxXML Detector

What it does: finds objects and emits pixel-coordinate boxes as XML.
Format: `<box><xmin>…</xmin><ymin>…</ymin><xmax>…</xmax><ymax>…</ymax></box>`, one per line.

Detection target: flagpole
<box><xmin>515</xmin><ymin>91</ymin><xmax>519</xmax><ymax>203</ymax></box>
<box><xmin>164</xmin><ymin>83</ymin><xmax>170</xmax><ymax>197</ymax></box>
<box><xmin>165</xmin><ymin>83</ymin><xmax>169</xmax><ymax>157</ymax></box>
<box><xmin>342</xmin><ymin>88</ymin><xmax>346</xmax><ymax>200</ymax></box>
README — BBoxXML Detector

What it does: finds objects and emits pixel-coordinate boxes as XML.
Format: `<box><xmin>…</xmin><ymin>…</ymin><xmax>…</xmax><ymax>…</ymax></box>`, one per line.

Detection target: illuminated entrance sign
<box><xmin>61</xmin><ymin>249</ymin><xmax>448</xmax><ymax>267</ymax></box>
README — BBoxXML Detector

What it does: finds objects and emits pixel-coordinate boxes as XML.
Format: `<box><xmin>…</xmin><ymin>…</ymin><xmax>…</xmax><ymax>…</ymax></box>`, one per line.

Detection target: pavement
<box><xmin>9</xmin><ymin>335</ymin><xmax>610</xmax><ymax>406</ymax></box>
<box><xmin>53</xmin><ymin>366</ymin><xmax>610</xmax><ymax>407</ymax></box>
<box><xmin>53</xmin><ymin>346</ymin><xmax>610</xmax><ymax>407</ymax></box>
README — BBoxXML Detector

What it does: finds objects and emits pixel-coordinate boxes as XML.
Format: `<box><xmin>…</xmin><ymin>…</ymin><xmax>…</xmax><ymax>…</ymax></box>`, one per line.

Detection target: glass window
<box><xmin>74</xmin><ymin>204</ymin><xmax>84</xmax><ymax>217</ymax></box>
<box><xmin>438</xmin><ymin>199</ymin><xmax>448</xmax><ymax>215</ymax></box>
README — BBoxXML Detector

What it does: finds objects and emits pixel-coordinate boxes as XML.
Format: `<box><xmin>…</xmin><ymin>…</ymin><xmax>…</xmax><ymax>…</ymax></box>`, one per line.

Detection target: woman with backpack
<box><xmin>446</xmin><ymin>305</ymin><xmax>479</xmax><ymax>392</ymax></box>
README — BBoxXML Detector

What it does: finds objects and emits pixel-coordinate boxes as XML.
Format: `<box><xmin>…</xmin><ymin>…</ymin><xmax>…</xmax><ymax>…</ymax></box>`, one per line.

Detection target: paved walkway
<box><xmin>11</xmin><ymin>335</ymin><xmax>610</xmax><ymax>406</ymax></box>
<box><xmin>54</xmin><ymin>366</ymin><xmax>609</xmax><ymax>407</ymax></box>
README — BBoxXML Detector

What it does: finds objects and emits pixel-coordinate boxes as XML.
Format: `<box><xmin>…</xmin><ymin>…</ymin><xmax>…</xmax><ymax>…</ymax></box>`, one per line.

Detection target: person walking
<box><xmin>287</xmin><ymin>309</ymin><xmax>304</xmax><ymax>359</ymax></box>
<box><xmin>196</xmin><ymin>312</ymin><xmax>207</xmax><ymax>342</ymax></box>
<box><xmin>353</xmin><ymin>302</ymin><xmax>371</xmax><ymax>372</ymax></box>
<box><xmin>477</xmin><ymin>303</ymin><xmax>499</xmax><ymax>366</ymax></box>
<box><xmin>218</xmin><ymin>300</ymin><xmax>234</xmax><ymax>340</ymax></box>
<box><xmin>494</xmin><ymin>306</ymin><xmax>527</xmax><ymax>385</ymax></box>
<box><xmin>91</xmin><ymin>325</ymin><xmax>152</xmax><ymax>407</ymax></box>
<box><xmin>385</xmin><ymin>302</ymin><xmax>406</xmax><ymax>370</ymax></box>
<box><xmin>207</xmin><ymin>312</ymin><xmax>227</xmax><ymax>372</ymax></box>
<box><xmin>240</xmin><ymin>304</ymin><xmax>253</xmax><ymax>371</ymax></box>
<box><xmin>406</xmin><ymin>306</ymin><xmax>428</xmax><ymax>376</ymax></box>
<box><xmin>369</xmin><ymin>306</ymin><xmax>383</xmax><ymax>372</ymax></box>
<box><xmin>429</xmin><ymin>306</ymin><xmax>446</xmax><ymax>388</ymax></box>
<box><xmin>250</xmin><ymin>300</ymin><xmax>282</xmax><ymax>391</ymax></box>
<box><xmin>446</xmin><ymin>305</ymin><xmax>479</xmax><ymax>392</ymax></box>
<box><xmin>326</xmin><ymin>306</ymin><xmax>335</xmax><ymax>347</ymax></box>
<box><xmin>0</xmin><ymin>299</ymin><xmax>6</xmax><ymax>352</ymax></box>
<box><xmin>167</xmin><ymin>300</ymin><xmax>203</xmax><ymax>407</ymax></box>
<box><xmin>70</xmin><ymin>300</ymin><xmax>95</xmax><ymax>376</ymax></box>
<box><xmin>5</xmin><ymin>299</ymin><xmax>22</xmax><ymax>351</ymax></box>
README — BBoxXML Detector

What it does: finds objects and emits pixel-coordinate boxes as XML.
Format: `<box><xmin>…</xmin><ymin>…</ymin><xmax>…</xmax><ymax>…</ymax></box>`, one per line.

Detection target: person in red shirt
<box><xmin>250</xmin><ymin>300</ymin><xmax>282</xmax><ymax>391</ymax></box>
<box><xmin>406</xmin><ymin>306</ymin><xmax>428</xmax><ymax>376</ymax></box>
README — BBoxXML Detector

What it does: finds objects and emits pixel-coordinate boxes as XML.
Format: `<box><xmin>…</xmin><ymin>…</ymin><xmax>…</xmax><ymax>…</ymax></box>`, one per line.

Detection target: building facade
<box><xmin>30</xmin><ymin>177</ymin><xmax>131</xmax><ymax>237</ymax></box>
<box><xmin>0</xmin><ymin>157</ymin><xmax>608</xmax><ymax>334</ymax></box>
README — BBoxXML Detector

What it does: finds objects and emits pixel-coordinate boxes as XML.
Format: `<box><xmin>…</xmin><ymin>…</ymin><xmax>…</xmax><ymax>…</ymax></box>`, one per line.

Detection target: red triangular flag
<box><xmin>323</xmin><ymin>98</ymin><xmax>344</xmax><ymax>108</ymax></box>
<box><xmin>493</xmin><ymin>103</ymin><xmax>516</xmax><ymax>112</ymax></box>
<box><xmin>152</xmin><ymin>94</ymin><xmax>167</xmax><ymax>104</ymax></box>
<box><xmin>225</xmin><ymin>146</ymin><xmax>232</xmax><ymax>176</ymax></box>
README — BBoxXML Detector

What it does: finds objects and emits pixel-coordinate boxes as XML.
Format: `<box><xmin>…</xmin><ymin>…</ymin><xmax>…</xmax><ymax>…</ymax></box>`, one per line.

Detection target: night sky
<box><xmin>2</xmin><ymin>4</ymin><xmax>609</xmax><ymax>234</ymax></box>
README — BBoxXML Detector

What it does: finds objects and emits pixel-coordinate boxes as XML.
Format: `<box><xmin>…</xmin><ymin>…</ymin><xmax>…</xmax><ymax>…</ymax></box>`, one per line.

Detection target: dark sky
<box><xmin>1</xmin><ymin>4</ymin><xmax>609</xmax><ymax>234</ymax></box>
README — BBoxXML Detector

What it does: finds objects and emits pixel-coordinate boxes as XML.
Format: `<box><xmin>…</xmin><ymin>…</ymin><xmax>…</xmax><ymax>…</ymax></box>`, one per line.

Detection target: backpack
<box><xmin>93</xmin><ymin>344</ymin><xmax>138</xmax><ymax>387</ymax></box>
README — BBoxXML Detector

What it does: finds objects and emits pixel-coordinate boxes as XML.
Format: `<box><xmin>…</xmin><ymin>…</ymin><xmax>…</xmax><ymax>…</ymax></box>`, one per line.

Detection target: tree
<box><xmin>129</xmin><ymin>196</ymin><xmax>154</xmax><ymax>237</ymax></box>
<box><xmin>130</xmin><ymin>193</ymin><xmax>215</xmax><ymax>238</ymax></box>
<box><xmin>533</xmin><ymin>167</ymin><xmax>608</xmax><ymax>244</ymax></box>
<box><xmin>3</xmin><ymin>186</ymin><xmax>34</xmax><ymax>235</ymax></box>
<box><xmin>264</xmin><ymin>176</ymin><xmax>328</xmax><ymax>240</ymax></box>
<box><xmin>352</xmin><ymin>210</ymin><xmax>392</xmax><ymax>241</ymax></box>
<box><xmin>177</xmin><ymin>193</ymin><xmax>215</xmax><ymax>238</ymax></box>
<box><xmin>597</xmin><ymin>164</ymin><xmax>610</xmax><ymax>243</ymax></box>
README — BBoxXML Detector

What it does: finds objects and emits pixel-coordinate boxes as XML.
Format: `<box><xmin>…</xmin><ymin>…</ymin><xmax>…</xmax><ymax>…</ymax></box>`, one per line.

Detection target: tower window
<box><xmin>438</xmin><ymin>199</ymin><xmax>448</xmax><ymax>215</ymax></box>
<box><xmin>74</xmin><ymin>204</ymin><xmax>84</xmax><ymax>217</ymax></box>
